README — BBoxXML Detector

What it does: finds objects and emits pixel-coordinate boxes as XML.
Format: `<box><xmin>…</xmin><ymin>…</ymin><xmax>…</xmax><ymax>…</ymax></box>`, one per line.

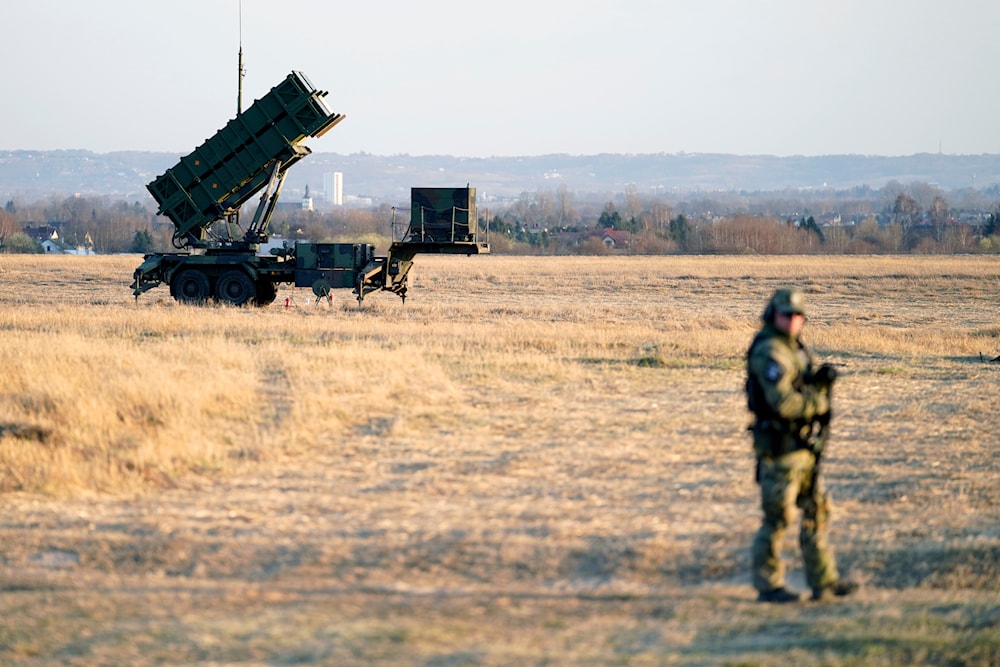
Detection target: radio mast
<box><xmin>237</xmin><ymin>0</ymin><xmax>245</xmax><ymax>115</ymax></box>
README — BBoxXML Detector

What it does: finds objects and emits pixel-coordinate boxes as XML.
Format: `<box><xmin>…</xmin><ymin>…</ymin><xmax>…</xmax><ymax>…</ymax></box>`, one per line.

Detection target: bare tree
<box><xmin>648</xmin><ymin>200</ymin><xmax>673</xmax><ymax>233</ymax></box>
<box><xmin>909</xmin><ymin>182</ymin><xmax>944</xmax><ymax>211</ymax></box>
<box><xmin>892</xmin><ymin>193</ymin><xmax>920</xmax><ymax>248</ymax></box>
<box><xmin>623</xmin><ymin>184</ymin><xmax>641</xmax><ymax>222</ymax></box>
<box><xmin>0</xmin><ymin>208</ymin><xmax>19</xmax><ymax>249</ymax></box>
<box><xmin>928</xmin><ymin>194</ymin><xmax>949</xmax><ymax>241</ymax></box>
<box><xmin>554</xmin><ymin>184</ymin><xmax>577</xmax><ymax>229</ymax></box>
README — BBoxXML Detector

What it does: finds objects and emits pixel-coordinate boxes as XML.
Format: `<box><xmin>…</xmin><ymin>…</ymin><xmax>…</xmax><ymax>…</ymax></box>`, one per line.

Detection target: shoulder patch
<box><xmin>764</xmin><ymin>360</ymin><xmax>783</xmax><ymax>382</ymax></box>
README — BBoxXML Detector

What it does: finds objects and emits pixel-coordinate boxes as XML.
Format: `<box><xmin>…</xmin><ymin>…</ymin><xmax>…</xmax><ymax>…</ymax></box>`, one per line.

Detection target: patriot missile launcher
<box><xmin>132</xmin><ymin>72</ymin><xmax>487</xmax><ymax>306</ymax></box>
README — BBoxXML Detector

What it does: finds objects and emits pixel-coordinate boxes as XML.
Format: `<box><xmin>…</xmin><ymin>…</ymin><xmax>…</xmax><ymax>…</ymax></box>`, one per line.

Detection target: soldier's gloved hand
<box><xmin>813</xmin><ymin>363</ymin><xmax>838</xmax><ymax>388</ymax></box>
<box><xmin>809</xmin><ymin>388</ymin><xmax>831</xmax><ymax>421</ymax></box>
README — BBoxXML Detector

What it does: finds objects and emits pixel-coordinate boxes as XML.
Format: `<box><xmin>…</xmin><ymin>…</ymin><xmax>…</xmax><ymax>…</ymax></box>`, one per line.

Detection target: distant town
<box><xmin>4</xmin><ymin>150</ymin><xmax>1000</xmax><ymax>203</ymax></box>
<box><xmin>2</xmin><ymin>150</ymin><xmax>999</xmax><ymax>255</ymax></box>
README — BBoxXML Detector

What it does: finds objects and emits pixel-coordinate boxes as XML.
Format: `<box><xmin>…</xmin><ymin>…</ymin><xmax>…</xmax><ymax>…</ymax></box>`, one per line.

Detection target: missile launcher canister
<box><xmin>146</xmin><ymin>71</ymin><xmax>343</xmax><ymax>247</ymax></box>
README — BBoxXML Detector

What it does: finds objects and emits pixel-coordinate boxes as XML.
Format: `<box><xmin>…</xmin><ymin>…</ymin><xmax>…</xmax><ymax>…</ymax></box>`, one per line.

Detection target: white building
<box><xmin>324</xmin><ymin>171</ymin><xmax>343</xmax><ymax>205</ymax></box>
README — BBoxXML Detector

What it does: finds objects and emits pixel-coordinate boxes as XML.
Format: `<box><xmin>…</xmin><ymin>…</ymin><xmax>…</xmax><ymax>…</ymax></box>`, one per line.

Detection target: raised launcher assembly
<box><xmin>147</xmin><ymin>70</ymin><xmax>343</xmax><ymax>251</ymax></box>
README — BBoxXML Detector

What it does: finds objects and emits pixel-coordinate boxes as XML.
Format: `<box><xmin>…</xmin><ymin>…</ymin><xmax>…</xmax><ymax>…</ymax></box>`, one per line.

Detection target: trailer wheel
<box><xmin>311</xmin><ymin>279</ymin><xmax>331</xmax><ymax>299</ymax></box>
<box><xmin>216</xmin><ymin>270</ymin><xmax>255</xmax><ymax>306</ymax></box>
<box><xmin>254</xmin><ymin>281</ymin><xmax>277</xmax><ymax>307</ymax></box>
<box><xmin>170</xmin><ymin>269</ymin><xmax>210</xmax><ymax>304</ymax></box>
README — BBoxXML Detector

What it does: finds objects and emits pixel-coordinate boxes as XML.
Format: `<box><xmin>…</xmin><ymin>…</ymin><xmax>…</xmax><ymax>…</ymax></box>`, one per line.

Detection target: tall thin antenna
<box><xmin>237</xmin><ymin>0</ymin><xmax>244</xmax><ymax>115</ymax></box>
<box><xmin>232</xmin><ymin>0</ymin><xmax>245</xmax><ymax>230</ymax></box>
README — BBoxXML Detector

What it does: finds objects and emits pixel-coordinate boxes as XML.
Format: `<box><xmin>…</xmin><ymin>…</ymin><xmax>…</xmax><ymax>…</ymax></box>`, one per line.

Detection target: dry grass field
<box><xmin>0</xmin><ymin>253</ymin><xmax>998</xmax><ymax>666</ymax></box>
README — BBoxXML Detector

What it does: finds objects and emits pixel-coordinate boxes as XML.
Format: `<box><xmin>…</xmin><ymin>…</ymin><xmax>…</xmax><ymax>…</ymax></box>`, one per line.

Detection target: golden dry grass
<box><xmin>0</xmin><ymin>253</ymin><xmax>998</xmax><ymax>665</ymax></box>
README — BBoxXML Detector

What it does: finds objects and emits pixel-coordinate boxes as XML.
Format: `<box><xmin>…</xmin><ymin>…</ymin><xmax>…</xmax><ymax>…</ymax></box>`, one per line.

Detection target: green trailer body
<box><xmin>294</xmin><ymin>243</ymin><xmax>376</xmax><ymax>291</ymax></box>
<box><xmin>133</xmin><ymin>241</ymin><xmax>377</xmax><ymax>306</ymax></box>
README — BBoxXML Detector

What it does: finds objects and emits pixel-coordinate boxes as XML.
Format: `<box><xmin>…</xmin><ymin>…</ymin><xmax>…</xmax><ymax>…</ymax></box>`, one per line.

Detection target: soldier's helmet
<box><xmin>763</xmin><ymin>287</ymin><xmax>806</xmax><ymax>321</ymax></box>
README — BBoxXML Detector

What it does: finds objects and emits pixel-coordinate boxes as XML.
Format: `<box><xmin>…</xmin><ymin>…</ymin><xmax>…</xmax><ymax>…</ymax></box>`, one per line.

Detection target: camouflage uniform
<box><xmin>746</xmin><ymin>288</ymin><xmax>846</xmax><ymax>601</ymax></box>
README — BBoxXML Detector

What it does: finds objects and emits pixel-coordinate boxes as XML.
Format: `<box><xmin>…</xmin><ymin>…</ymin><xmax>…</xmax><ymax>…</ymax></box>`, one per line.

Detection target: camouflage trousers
<box><xmin>751</xmin><ymin>448</ymin><xmax>839</xmax><ymax>592</ymax></box>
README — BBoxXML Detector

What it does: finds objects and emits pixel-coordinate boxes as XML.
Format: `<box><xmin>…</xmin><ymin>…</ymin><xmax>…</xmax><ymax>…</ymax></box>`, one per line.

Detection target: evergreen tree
<box><xmin>984</xmin><ymin>211</ymin><xmax>999</xmax><ymax>237</ymax></box>
<box><xmin>669</xmin><ymin>214</ymin><xmax>690</xmax><ymax>244</ymax></box>
<box><xmin>130</xmin><ymin>229</ymin><xmax>154</xmax><ymax>253</ymax></box>
<box><xmin>801</xmin><ymin>215</ymin><xmax>825</xmax><ymax>243</ymax></box>
<box><xmin>598</xmin><ymin>207</ymin><xmax>622</xmax><ymax>229</ymax></box>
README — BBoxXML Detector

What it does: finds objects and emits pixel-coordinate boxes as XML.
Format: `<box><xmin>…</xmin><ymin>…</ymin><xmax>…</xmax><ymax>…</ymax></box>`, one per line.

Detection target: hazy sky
<box><xmin>1</xmin><ymin>1</ymin><xmax>997</xmax><ymax>157</ymax></box>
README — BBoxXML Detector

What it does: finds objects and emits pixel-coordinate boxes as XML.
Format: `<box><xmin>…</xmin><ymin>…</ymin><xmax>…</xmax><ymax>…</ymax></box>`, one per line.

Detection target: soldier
<box><xmin>745</xmin><ymin>288</ymin><xmax>858</xmax><ymax>603</ymax></box>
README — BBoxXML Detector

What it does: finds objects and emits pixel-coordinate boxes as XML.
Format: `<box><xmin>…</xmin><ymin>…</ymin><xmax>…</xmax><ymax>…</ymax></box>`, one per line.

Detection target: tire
<box><xmin>311</xmin><ymin>279</ymin><xmax>331</xmax><ymax>299</ymax></box>
<box><xmin>170</xmin><ymin>269</ymin><xmax>210</xmax><ymax>304</ymax></box>
<box><xmin>254</xmin><ymin>280</ymin><xmax>277</xmax><ymax>307</ymax></box>
<box><xmin>215</xmin><ymin>270</ymin><xmax>255</xmax><ymax>306</ymax></box>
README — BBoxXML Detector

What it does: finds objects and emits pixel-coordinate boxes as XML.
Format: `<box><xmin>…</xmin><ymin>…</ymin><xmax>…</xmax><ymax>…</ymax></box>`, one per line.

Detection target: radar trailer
<box><xmin>131</xmin><ymin>71</ymin><xmax>488</xmax><ymax>307</ymax></box>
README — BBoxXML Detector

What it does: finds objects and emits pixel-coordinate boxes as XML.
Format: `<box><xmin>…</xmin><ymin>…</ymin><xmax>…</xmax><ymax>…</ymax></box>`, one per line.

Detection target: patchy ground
<box><xmin>0</xmin><ymin>254</ymin><xmax>998</xmax><ymax>665</ymax></box>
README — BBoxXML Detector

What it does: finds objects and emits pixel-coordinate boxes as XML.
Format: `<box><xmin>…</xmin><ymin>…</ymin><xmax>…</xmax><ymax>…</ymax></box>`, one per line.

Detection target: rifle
<box><xmin>809</xmin><ymin>363</ymin><xmax>837</xmax><ymax>489</ymax></box>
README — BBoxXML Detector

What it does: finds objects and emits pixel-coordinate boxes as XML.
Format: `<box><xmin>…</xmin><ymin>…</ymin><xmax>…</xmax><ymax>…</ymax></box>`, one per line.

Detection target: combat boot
<box><xmin>811</xmin><ymin>580</ymin><xmax>858</xmax><ymax>601</ymax></box>
<box><xmin>757</xmin><ymin>587</ymin><xmax>801</xmax><ymax>603</ymax></box>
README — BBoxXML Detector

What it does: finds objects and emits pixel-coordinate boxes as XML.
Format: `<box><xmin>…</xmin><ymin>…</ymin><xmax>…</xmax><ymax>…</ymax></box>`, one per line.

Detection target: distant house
<box><xmin>40</xmin><ymin>238</ymin><xmax>66</xmax><ymax>253</ymax></box>
<box><xmin>65</xmin><ymin>232</ymin><xmax>95</xmax><ymax>255</ymax></box>
<box><xmin>35</xmin><ymin>229</ymin><xmax>94</xmax><ymax>254</ymax></box>
<box><xmin>23</xmin><ymin>223</ymin><xmax>61</xmax><ymax>242</ymax></box>
<box><xmin>593</xmin><ymin>228</ymin><xmax>632</xmax><ymax>249</ymax></box>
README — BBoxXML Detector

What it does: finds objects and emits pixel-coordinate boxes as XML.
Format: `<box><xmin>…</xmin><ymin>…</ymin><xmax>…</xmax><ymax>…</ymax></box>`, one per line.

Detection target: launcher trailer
<box><xmin>132</xmin><ymin>71</ymin><xmax>487</xmax><ymax>307</ymax></box>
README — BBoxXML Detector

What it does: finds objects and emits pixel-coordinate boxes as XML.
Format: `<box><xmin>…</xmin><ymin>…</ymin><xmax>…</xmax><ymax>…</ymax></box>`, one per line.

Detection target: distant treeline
<box><xmin>484</xmin><ymin>182</ymin><xmax>1000</xmax><ymax>254</ymax></box>
<box><xmin>2</xmin><ymin>182</ymin><xmax>999</xmax><ymax>255</ymax></box>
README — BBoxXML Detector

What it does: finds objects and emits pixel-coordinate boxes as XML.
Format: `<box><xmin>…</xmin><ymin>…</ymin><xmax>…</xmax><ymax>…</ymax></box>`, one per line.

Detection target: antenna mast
<box><xmin>237</xmin><ymin>0</ymin><xmax>244</xmax><ymax>115</ymax></box>
<box><xmin>231</xmin><ymin>0</ymin><xmax>245</xmax><ymax>231</ymax></box>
